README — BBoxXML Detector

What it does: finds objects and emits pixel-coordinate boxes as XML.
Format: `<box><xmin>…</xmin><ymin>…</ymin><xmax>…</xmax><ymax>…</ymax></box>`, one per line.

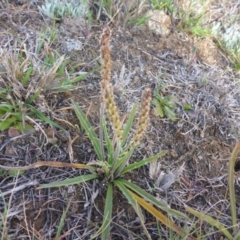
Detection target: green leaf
<box><xmin>0</xmin><ymin>194</ymin><xmax>8</xmax><ymax>236</ymax></box>
<box><xmin>99</xmin><ymin>104</ymin><xmax>105</xmax><ymax>162</ymax></box>
<box><xmin>54</xmin><ymin>201</ymin><xmax>71</xmax><ymax>240</ymax></box>
<box><xmin>68</xmin><ymin>73</ymin><xmax>87</xmax><ymax>84</ymax></box>
<box><xmin>0</xmin><ymin>110</ymin><xmax>5</xmax><ymax>118</ymax></box>
<box><xmin>26</xmin><ymin>90</ymin><xmax>42</xmax><ymax>104</ymax></box>
<box><xmin>13</xmin><ymin>121</ymin><xmax>34</xmax><ymax>133</ymax></box>
<box><xmin>8</xmin><ymin>169</ymin><xmax>25</xmax><ymax>177</ymax></box>
<box><xmin>103</xmin><ymin>117</ymin><xmax>113</xmax><ymax>164</ymax></box>
<box><xmin>115</xmin><ymin>179</ymin><xmax>151</xmax><ymax>240</ymax></box>
<box><xmin>0</xmin><ymin>104</ymin><xmax>15</xmax><ymax>111</ymax></box>
<box><xmin>152</xmin><ymin>98</ymin><xmax>159</xmax><ymax>106</ymax></box>
<box><xmin>185</xmin><ymin>205</ymin><xmax>232</xmax><ymax>239</ymax></box>
<box><xmin>164</xmin><ymin>105</ymin><xmax>176</xmax><ymax>120</ymax></box>
<box><xmin>0</xmin><ymin>116</ymin><xmax>18</xmax><ymax>131</ymax></box>
<box><xmin>22</xmin><ymin>65</ymin><xmax>33</xmax><ymax>87</ymax></box>
<box><xmin>121</xmin><ymin>150</ymin><xmax>168</xmax><ymax>175</ymax></box>
<box><xmin>130</xmin><ymin>190</ymin><xmax>194</xmax><ymax>239</ymax></box>
<box><xmin>113</xmin><ymin>148</ymin><xmax>135</xmax><ymax>176</ymax></box>
<box><xmin>72</xmin><ymin>101</ymin><xmax>103</xmax><ymax>161</ymax></box>
<box><xmin>228</xmin><ymin>142</ymin><xmax>240</xmax><ymax>234</ymax></box>
<box><xmin>183</xmin><ymin>103</ymin><xmax>191</xmax><ymax>111</ymax></box>
<box><xmin>121</xmin><ymin>179</ymin><xmax>188</xmax><ymax>219</ymax></box>
<box><xmin>51</xmin><ymin>74</ymin><xmax>87</xmax><ymax>93</ymax></box>
<box><xmin>153</xmin><ymin>105</ymin><xmax>165</xmax><ymax>117</ymax></box>
<box><xmin>0</xmin><ymin>89</ymin><xmax>8</xmax><ymax>95</ymax></box>
<box><xmin>122</xmin><ymin>104</ymin><xmax>138</xmax><ymax>147</ymax></box>
<box><xmin>37</xmin><ymin>174</ymin><xmax>98</xmax><ymax>189</ymax></box>
<box><xmin>28</xmin><ymin>106</ymin><xmax>63</xmax><ymax>129</ymax></box>
<box><xmin>101</xmin><ymin>182</ymin><xmax>113</xmax><ymax>240</ymax></box>
<box><xmin>166</xmin><ymin>95</ymin><xmax>177</xmax><ymax>108</ymax></box>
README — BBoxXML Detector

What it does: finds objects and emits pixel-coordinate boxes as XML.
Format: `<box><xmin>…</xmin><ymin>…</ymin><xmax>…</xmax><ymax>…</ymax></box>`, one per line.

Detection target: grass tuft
<box><xmin>0</xmin><ymin>43</ymin><xmax>86</xmax><ymax>132</ymax></box>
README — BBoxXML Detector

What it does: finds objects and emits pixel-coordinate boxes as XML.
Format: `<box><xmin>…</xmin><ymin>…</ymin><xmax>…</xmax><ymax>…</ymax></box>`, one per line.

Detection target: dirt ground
<box><xmin>0</xmin><ymin>1</ymin><xmax>240</xmax><ymax>239</ymax></box>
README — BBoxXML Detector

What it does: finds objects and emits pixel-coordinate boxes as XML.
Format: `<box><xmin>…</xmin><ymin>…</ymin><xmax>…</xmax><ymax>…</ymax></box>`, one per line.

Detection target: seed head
<box><xmin>101</xmin><ymin>81</ymin><xmax>123</xmax><ymax>142</ymax></box>
<box><xmin>100</xmin><ymin>27</ymin><xmax>112</xmax><ymax>85</ymax></box>
<box><xmin>130</xmin><ymin>88</ymin><xmax>151</xmax><ymax>148</ymax></box>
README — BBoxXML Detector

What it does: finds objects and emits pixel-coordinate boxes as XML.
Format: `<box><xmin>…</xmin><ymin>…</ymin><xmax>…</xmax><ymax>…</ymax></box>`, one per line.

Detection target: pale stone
<box><xmin>146</xmin><ymin>10</ymin><xmax>171</xmax><ymax>36</ymax></box>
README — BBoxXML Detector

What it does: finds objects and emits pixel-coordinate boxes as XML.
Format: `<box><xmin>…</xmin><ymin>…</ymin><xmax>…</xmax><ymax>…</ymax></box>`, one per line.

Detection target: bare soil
<box><xmin>0</xmin><ymin>1</ymin><xmax>240</xmax><ymax>239</ymax></box>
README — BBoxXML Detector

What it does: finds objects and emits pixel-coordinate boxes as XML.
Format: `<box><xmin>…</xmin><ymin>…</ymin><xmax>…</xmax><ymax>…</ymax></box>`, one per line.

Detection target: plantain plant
<box><xmin>0</xmin><ymin>27</ymin><xmax>194</xmax><ymax>239</ymax></box>
<box><xmin>152</xmin><ymin>85</ymin><xmax>177</xmax><ymax>121</ymax></box>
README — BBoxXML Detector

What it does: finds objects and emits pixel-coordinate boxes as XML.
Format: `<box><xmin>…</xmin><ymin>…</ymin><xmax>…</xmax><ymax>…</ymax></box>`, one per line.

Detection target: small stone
<box><xmin>146</xmin><ymin>10</ymin><xmax>171</xmax><ymax>36</ymax></box>
<box><xmin>133</xmin><ymin>76</ymin><xmax>140</xmax><ymax>83</ymax></box>
<box><xmin>67</xmin><ymin>185</ymin><xmax>76</xmax><ymax>194</ymax></box>
<box><xmin>8</xmin><ymin>127</ymin><xmax>20</xmax><ymax>137</ymax></box>
<box><xmin>170</xmin><ymin>149</ymin><xmax>179</xmax><ymax>158</ymax></box>
<box><xmin>65</xmin><ymin>39</ymin><xmax>83</xmax><ymax>52</ymax></box>
<box><xmin>5</xmin><ymin>146</ymin><xmax>15</xmax><ymax>156</ymax></box>
<box><xmin>197</xmin><ymin>37</ymin><xmax>219</xmax><ymax>65</ymax></box>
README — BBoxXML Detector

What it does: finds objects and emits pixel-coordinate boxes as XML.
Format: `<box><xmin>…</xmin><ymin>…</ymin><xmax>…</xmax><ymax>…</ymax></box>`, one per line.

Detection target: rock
<box><xmin>8</xmin><ymin>127</ymin><xmax>21</xmax><ymax>137</ymax></box>
<box><xmin>146</xmin><ymin>10</ymin><xmax>171</xmax><ymax>36</ymax></box>
<box><xmin>5</xmin><ymin>146</ymin><xmax>15</xmax><ymax>156</ymax></box>
<box><xmin>64</xmin><ymin>39</ymin><xmax>83</xmax><ymax>52</ymax></box>
<box><xmin>197</xmin><ymin>37</ymin><xmax>220</xmax><ymax>65</ymax></box>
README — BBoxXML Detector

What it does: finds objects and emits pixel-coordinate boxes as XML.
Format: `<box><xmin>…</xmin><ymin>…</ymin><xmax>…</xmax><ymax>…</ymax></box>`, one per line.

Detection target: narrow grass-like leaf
<box><xmin>233</xmin><ymin>230</ymin><xmax>240</xmax><ymax>240</ymax></box>
<box><xmin>122</xmin><ymin>104</ymin><xmax>138</xmax><ymax>146</ymax></box>
<box><xmin>0</xmin><ymin>89</ymin><xmax>8</xmax><ymax>95</ymax></box>
<box><xmin>103</xmin><ymin>117</ymin><xmax>113</xmax><ymax>164</ymax></box>
<box><xmin>68</xmin><ymin>73</ymin><xmax>88</xmax><ymax>84</ymax></box>
<box><xmin>0</xmin><ymin>104</ymin><xmax>15</xmax><ymax>111</ymax></box>
<box><xmin>0</xmin><ymin>110</ymin><xmax>4</xmax><ymax>118</ymax></box>
<box><xmin>101</xmin><ymin>182</ymin><xmax>113</xmax><ymax>240</ymax></box>
<box><xmin>1</xmin><ymin>112</ymin><xmax>22</xmax><ymax>118</ymax></box>
<box><xmin>37</xmin><ymin>174</ymin><xmax>98</xmax><ymax>189</ymax></box>
<box><xmin>52</xmin><ymin>74</ymin><xmax>87</xmax><ymax>93</ymax></box>
<box><xmin>113</xmin><ymin>148</ymin><xmax>135</xmax><ymax>176</ymax></box>
<box><xmin>8</xmin><ymin>169</ymin><xmax>25</xmax><ymax>177</ymax></box>
<box><xmin>0</xmin><ymin>116</ymin><xmax>18</xmax><ymax>131</ymax></box>
<box><xmin>121</xmin><ymin>179</ymin><xmax>188</xmax><ymax>219</ymax></box>
<box><xmin>54</xmin><ymin>200</ymin><xmax>71</xmax><ymax>240</ymax></box>
<box><xmin>130</xmin><ymin>190</ymin><xmax>195</xmax><ymax>239</ymax></box>
<box><xmin>0</xmin><ymin>194</ymin><xmax>8</xmax><ymax>238</ymax></box>
<box><xmin>121</xmin><ymin>150</ymin><xmax>168</xmax><ymax>175</ymax></box>
<box><xmin>90</xmin><ymin>183</ymin><xmax>113</xmax><ymax>240</ymax></box>
<box><xmin>113</xmin><ymin>141</ymin><xmax>121</xmax><ymax>167</ymax></box>
<box><xmin>29</xmin><ymin>106</ymin><xmax>63</xmax><ymax>129</ymax></box>
<box><xmin>14</xmin><ymin>121</ymin><xmax>34</xmax><ymax>133</ymax></box>
<box><xmin>114</xmin><ymin>179</ymin><xmax>151</xmax><ymax>240</ymax></box>
<box><xmin>228</xmin><ymin>142</ymin><xmax>240</xmax><ymax>234</ymax></box>
<box><xmin>26</xmin><ymin>89</ymin><xmax>42</xmax><ymax>104</ymax></box>
<box><xmin>99</xmin><ymin>104</ymin><xmax>105</xmax><ymax>162</ymax></box>
<box><xmin>185</xmin><ymin>205</ymin><xmax>232</xmax><ymax>239</ymax></box>
<box><xmin>22</xmin><ymin>65</ymin><xmax>33</xmax><ymax>87</ymax></box>
<box><xmin>72</xmin><ymin>101</ymin><xmax>103</xmax><ymax>161</ymax></box>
